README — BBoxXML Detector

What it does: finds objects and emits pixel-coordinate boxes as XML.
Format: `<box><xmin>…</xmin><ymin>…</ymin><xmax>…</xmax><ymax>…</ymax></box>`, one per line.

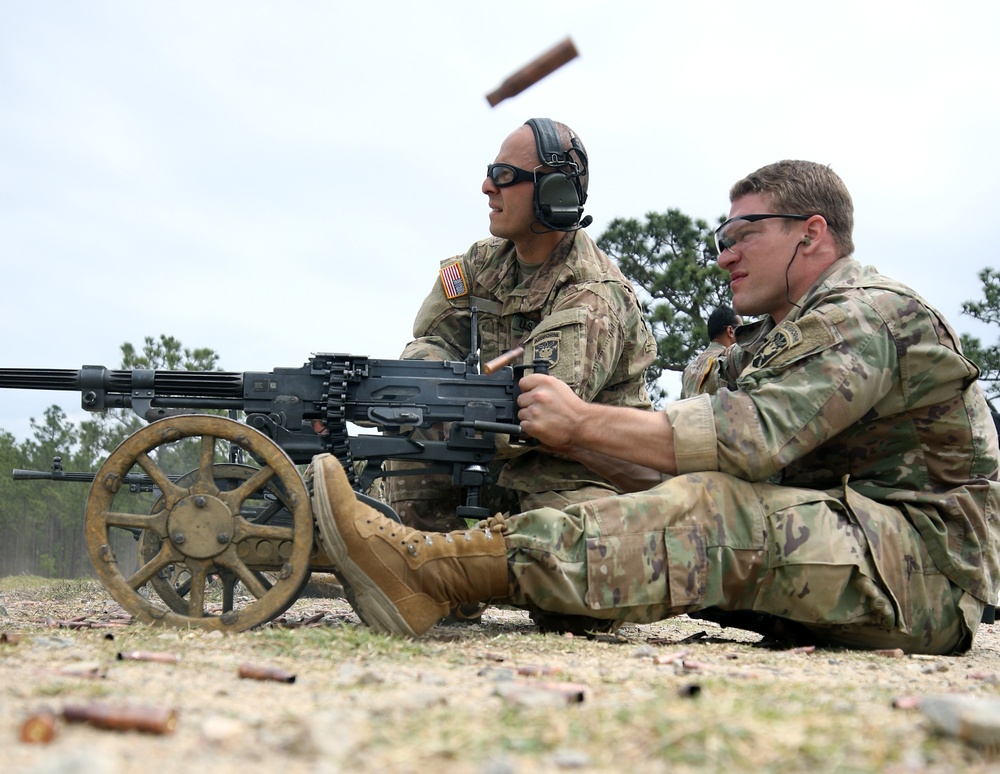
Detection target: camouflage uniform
<box><xmin>501</xmin><ymin>257</ymin><xmax>1000</xmax><ymax>654</ymax></box>
<box><xmin>679</xmin><ymin>340</ymin><xmax>726</xmax><ymax>399</ymax></box>
<box><xmin>386</xmin><ymin>229</ymin><xmax>656</xmax><ymax>530</ymax></box>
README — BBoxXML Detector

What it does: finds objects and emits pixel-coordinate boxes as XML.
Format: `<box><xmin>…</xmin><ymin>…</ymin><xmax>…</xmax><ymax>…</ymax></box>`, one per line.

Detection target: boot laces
<box><xmin>478</xmin><ymin>512</ymin><xmax>510</xmax><ymax>535</ymax></box>
<box><xmin>367</xmin><ymin>512</ymin><xmax>492</xmax><ymax>556</ymax></box>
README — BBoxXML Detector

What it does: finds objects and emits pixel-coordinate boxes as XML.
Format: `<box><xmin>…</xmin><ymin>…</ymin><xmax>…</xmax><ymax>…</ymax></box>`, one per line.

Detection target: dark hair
<box><xmin>728</xmin><ymin>160</ymin><xmax>854</xmax><ymax>258</ymax></box>
<box><xmin>706</xmin><ymin>305</ymin><xmax>740</xmax><ymax>341</ymax></box>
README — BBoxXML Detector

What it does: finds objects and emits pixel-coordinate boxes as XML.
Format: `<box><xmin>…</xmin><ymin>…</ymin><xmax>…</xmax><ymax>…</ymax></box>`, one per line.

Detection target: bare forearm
<box><xmin>570</xmin><ymin>401</ymin><xmax>678</xmax><ymax>476</ymax></box>
<box><xmin>518</xmin><ymin>373</ymin><xmax>679</xmax><ymax>475</ymax></box>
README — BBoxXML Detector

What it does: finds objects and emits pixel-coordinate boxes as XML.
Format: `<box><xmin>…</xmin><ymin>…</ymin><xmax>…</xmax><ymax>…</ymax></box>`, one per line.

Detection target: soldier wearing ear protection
<box><xmin>520</xmin><ymin>117</ymin><xmax>592</xmax><ymax>231</ymax></box>
<box><xmin>381</xmin><ymin>120</ymin><xmax>656</xmax><ymax>629</ymax></box>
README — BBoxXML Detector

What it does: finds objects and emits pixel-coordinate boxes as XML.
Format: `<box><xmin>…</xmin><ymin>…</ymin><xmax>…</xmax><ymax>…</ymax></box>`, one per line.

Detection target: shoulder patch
<box><xmin>752</xmin><ymin>322</ymin><xmax>800</xmax><ymax>369</ymax></box>
<box><xmin>750</xmin><ymin>314</ymin><xmax>837</xmax><ymax>370</ymax></box>
<box><xmin>439</xmin><ymin>260</ymin><xmax>469</xmax><ymax>299</ymax></box>
<box><xmin>532</xmin><ymin>333</ymin><xmax>560</xmax><ymax>368</ymax></box>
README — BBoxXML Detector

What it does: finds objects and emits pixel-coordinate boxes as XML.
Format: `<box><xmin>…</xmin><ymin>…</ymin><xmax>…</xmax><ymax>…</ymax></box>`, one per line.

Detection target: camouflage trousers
<box><xmin>501</xmin><ymin>471</ymin><xmax>983</xmax><ymax>655</ymax></box>
<box><xmin>381</xmin><ymin>424</ymin><xmax>493</xmax><ymax>531</ymax></box>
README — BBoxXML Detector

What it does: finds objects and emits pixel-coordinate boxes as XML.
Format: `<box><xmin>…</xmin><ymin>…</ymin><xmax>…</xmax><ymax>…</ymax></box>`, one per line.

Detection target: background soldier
<box><xmin>679</xmin><ymin>304</ymin><xmax>742</xmax><ymax>398</ymax></box>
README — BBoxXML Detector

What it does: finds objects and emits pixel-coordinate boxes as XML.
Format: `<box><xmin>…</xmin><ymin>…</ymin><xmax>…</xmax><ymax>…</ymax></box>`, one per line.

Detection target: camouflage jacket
<box><xmin>666</xmin><ymin>257</ymin><xmax>1000</xmax><ymax>602</ymax></box>
<box><xmin>679</xmin><ymin>341</ymin><xmax>727</xmax><ymax>399</ymax></box>
<box><xmin>403</xmin><ymin>230</ymin><xmax>656</xmax><ymax>492</ymax></box>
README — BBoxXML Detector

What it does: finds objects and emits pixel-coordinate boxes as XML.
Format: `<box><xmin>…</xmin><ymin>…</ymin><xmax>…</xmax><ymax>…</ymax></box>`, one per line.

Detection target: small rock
<box><xmin>920</xmin><ymin>694</ymin><xmax>1000</xmax><ymax>748</ymax></box>
<box><xmin>550</xmin><ymin>747</ymin><xmax>591</xmax><ymax>768</ymax></box>
<box><xmin>356</xmin><ymin>670</ymin><xmax>383</xmax><ymax>686</ymax></box>
<box><xmin>31</xmin><ymin>635</ymin><xmax>75</xmax><ymax>649</ymax></box>
<box><xmin>478</xmin><ymin>665</ymin><xmax>516</xmax><ymax>681</ymax></box>
<box><xmin>201</xmin><ymin>715</ymin><xmax>246</xmax><ymax>743</ymax></box>
<box><xmin>23</xmin><ymin>749</ymin><xmax>116</xmax><ymax>774</ymax></box>
<box><xmin>389</xmin><ymin>688</ymin><xmax>448</xmax><ymax>711</ymax></box>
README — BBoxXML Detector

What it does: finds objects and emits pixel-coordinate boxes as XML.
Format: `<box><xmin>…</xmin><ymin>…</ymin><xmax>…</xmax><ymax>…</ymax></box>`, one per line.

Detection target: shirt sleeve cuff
<box><xmin>665</xmin><ymin>394</ymin><xmax>719</xmax><ymax>473</ymax></box>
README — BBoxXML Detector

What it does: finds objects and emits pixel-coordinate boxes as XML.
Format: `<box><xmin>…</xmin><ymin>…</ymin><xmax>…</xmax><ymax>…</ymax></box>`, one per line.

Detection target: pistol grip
<box><xmin>511</xmin><ymin>359</ymin><xmax>551</xmax><ymax>445</ymax></box>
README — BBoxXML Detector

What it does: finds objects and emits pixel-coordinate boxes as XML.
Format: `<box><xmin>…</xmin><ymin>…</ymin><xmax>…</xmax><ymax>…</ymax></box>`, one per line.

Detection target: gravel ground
<box><xmin>3</xmin><ymin>577</ymin><xmax>1000</xmax><ymax>773</ymax></box>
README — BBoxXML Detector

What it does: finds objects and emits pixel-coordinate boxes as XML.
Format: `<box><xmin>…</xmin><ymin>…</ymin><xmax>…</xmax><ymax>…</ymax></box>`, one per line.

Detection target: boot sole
<box><xmin>311</xmin><ymin>463</ymin><xmax>420</xmax><ymax>638</ymax></box>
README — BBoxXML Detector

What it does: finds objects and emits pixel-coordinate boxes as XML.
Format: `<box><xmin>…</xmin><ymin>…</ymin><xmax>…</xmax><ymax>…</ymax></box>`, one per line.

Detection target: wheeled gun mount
<box><xmin>0</xmin><ymin>351</ymin><xmax>550</xmax><ymax>633</ymax></box>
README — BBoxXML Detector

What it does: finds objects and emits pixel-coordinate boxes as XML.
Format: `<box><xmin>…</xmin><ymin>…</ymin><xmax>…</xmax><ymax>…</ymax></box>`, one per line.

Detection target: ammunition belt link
<box><xmin>321</xmin><ymin>356</ymin><xmax>358</xmax><ymax>489</ymax></box>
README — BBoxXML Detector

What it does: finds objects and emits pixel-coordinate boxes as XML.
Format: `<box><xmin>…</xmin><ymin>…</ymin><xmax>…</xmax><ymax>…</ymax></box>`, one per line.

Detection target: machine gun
<box><xmin>0</xmin><ymin>350</ymin><xmax>544</xmax><ymax>633</ymax></box>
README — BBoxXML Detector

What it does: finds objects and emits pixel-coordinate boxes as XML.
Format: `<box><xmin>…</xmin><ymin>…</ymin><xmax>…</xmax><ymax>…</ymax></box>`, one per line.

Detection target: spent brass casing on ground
<box><xmin>238</xmin><ymin>663</ymin><xmax>297</xmax><ymax>683</ymax></box>
<box><xmin>62</xmin><ymin>703</ymin><xmax>178</xmax><ymax>734</ymax></box>
<box><xmin>116</xmin><ymin>650</ymin><xmax>179</xmax><ymax>664</ymax></box>
<box><xmin>20</xmin><ymin>712</ymin><xmax>57</xmax><ymax>743</ymax></box>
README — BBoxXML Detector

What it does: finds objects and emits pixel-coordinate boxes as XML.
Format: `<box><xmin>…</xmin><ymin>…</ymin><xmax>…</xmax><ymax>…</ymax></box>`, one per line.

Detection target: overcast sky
<box><xmin>2</xmin><ymin>1</ymin><xmax>999</xmax><ymax>442</ymax></box>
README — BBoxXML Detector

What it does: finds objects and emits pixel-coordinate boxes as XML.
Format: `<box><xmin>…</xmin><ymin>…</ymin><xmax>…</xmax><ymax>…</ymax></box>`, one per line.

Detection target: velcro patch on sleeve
<box><xmin>439</xmin><ymin>260</ymin><xmax>469</xmax><ymax>299</ymax></box>
<box><xmin>695</xmin><ymin>356</ymin><xmax>718</xmax><ymax>394</ymax></box>
<box><xmin>532</xmin><ymin>333</ymin><xmax>560</xmax><ymax>368</ymax></box>
<box><xmin>751</xmin><ymin>314</ymin><xmax>838</xmax><ymax>370</ymax></box>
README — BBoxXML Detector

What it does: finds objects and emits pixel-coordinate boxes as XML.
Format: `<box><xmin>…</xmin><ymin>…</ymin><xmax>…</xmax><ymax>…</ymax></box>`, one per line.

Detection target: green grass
<box><xmin>0</xmin><ymin>574</ymin><xmax>100</xmax><ymax>598</ymax></box>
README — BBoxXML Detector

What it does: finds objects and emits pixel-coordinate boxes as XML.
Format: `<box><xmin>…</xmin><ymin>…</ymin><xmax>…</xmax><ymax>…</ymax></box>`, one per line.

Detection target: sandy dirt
<box><xmin>3</xmin><ymin>578</ymin><xmax>1000</xmax><ymax>773</ymax></box>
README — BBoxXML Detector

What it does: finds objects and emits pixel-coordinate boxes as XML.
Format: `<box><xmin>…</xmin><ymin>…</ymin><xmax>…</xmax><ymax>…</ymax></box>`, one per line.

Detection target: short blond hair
<box><xmin>729</xmin><ymin>160</ymin><xmax>854</xmax><ymax>258</ymax></box>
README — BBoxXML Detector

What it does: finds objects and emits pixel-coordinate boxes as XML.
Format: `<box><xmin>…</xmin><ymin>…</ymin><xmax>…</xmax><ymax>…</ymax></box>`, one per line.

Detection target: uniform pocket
<box><xmin>842</xmin><ymin>485</ymin><xmax>916</xmax><ymax>631</ymax></box>
<box><xmin>581</xmin><ymin>474</ymin><xmax>777</xmax><ymax>612</ymax></box>
<box><xmin>584</xmin><ymin>529</ymin><xmax>674</xmax><ymax>609</ymax></box>
<box><xmin>523</xmin><ymin>307</ymin><xmax>587</xmax><ymax>389</ymax></box>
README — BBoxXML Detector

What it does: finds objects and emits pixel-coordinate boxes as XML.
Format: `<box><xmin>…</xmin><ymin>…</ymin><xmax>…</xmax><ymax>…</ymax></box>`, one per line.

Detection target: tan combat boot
<box><xmin>307</xmin><ymin>454</ymin><xmax>510</xmax><ymax>638</ymax></box>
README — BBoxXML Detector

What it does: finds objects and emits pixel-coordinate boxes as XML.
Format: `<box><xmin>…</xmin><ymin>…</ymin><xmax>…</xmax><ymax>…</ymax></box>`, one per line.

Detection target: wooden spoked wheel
<box><xmin>85</xmin><ymin>415</ymin><xmax>313</xmax><ymax>632</ymax></box>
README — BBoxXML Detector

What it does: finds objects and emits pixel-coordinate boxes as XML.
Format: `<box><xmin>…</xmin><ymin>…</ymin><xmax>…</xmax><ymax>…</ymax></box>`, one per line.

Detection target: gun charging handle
<box><xmin>513</xmin><ymin>358</ymin><xmax>550</xmax><ymax>391</ymax></box>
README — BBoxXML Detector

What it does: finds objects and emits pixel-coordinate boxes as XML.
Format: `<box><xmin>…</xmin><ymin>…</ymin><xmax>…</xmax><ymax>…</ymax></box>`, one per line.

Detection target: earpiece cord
<box><xmin>785</xmin><ymin>241</ymin><xmax>804</xmax><ymax>310</ymax></box>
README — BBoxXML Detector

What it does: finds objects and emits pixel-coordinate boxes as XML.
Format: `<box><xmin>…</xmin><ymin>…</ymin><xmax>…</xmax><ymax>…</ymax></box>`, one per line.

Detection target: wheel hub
<box><xmin>167</xmin><ymin>495</ymin><xmax>235</xmax><ymax>559</ymax></box>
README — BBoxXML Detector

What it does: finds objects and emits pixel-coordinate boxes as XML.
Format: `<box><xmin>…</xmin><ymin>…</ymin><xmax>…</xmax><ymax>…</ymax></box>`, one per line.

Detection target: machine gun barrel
<box><xmin>12</xmin><ymin>464</ymin><xmax>172</xmax><ymax>493</ymax></box>
<box><xmin>0</xmin><ymin>366</ymin><xmax>247</xmax><ymax>417</ymax></box>
<box><xmin>12</xmin><ymin>468</ymin><xmax>98</xmax><ymax>483</ymax></box>
<box><xmin>0</xmin><ymin>369</ymin><xmax>88</xmax><ymax>392</ymax></box>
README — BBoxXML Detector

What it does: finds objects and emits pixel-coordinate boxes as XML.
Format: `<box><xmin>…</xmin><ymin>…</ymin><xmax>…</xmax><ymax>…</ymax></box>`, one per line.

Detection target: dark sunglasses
<box><xmin>714</xmin><ymin>213</ymin><xmax>811</xmax><ymax>254</ymax></box>
<box><xmin>487</xmin><ymin>163</ymin><xmax>543</xmax><ymax>188</ymax></box>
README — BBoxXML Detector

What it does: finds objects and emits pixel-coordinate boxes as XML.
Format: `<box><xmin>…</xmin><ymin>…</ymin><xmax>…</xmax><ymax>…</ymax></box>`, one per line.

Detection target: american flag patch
<box><xmin>439</xmin><ymin>261</ymin><xmax>468</xmax><ymax>299</ymax></box>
